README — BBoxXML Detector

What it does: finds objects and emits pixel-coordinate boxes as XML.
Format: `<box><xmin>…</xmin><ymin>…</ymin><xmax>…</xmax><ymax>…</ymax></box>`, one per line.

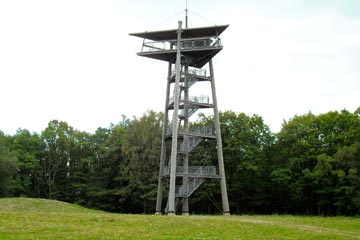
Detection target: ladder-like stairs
<box><xmin>179</xmin><ymin>104</ymin><xmax>200</xmax><ymax>119</ymax></box>
<box><xmin>163</xmin><ymin>166</ymin><xmax>218</xmax><ymax>213</ymax></box>
<box><xmin>178</xmin><ymin>136</ymin><xmax>203</xmax><ymax>154</ymax></box>
<box><xmin>176</xmin><ymin>177</ymin><xmax>205</xmax><ymax>198</ymax></box>
<box><xmin>164</xmin><ymin>68</ymin><xmax>216</xmax><ymax>214</ymax></box>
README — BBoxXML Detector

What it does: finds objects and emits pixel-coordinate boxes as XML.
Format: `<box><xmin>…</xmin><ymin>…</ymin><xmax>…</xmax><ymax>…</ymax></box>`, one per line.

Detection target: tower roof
<box><xmin>129</xmin><ymin>25</ymin><xmax>228</xmax><ymax>41</ymax></box>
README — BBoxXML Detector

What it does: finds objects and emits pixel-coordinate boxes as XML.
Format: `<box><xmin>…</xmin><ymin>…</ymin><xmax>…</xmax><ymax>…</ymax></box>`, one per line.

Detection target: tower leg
<box><xmin>167</xmin><ymin>21</ymin><xmax>183</xmax><ymax>215</ymax></box>
<box><xmin>209</xmin><ymin>60</ymin><xmax>230</xmax><ymax>215</ymax></box>
<box><xmin>182</xmin><ymin>65</ymin><xmax>190</xmax><ymax>215</ymax></box>
<box><xmin>155</xmin><ymin>63</ymin><xmax>172</xmax><ymax>215</ymax></box>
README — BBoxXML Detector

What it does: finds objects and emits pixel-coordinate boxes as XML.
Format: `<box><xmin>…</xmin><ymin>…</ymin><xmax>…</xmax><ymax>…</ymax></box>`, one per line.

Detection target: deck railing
<box><xmin>141</xmin><ymin>37</ymin><xmax>222</xmax><ymax>53</ymax></box>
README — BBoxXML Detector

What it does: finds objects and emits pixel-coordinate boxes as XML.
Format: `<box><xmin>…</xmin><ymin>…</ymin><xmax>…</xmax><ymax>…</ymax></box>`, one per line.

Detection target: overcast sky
<box><xmin>0</xmin><ymin>0</ymin><xmax>359</xmax><ymax>135</ymax></box>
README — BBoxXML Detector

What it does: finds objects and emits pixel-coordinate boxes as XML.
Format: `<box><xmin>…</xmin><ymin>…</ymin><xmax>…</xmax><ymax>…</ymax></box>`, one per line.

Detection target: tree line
<box><xmin>1</xmin><ymin>108</ymin><xmax>359</xmax><ymax>215</ymax></box>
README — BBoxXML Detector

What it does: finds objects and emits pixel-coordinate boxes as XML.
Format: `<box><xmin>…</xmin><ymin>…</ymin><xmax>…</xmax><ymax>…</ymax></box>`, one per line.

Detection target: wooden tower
<box><xmin>130</xmin><ymin>20</ymin><xmax>230</xmax><ymax>215</ymax></box>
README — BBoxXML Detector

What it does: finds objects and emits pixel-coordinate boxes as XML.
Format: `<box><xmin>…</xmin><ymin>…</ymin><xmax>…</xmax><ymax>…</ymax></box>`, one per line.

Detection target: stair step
<box><xmin>176</xmin><ymin>177</ymin><xmax>205</xmax><ymax>198</ymax></box>
<box><xmin>179</xmin><ymin>136</ymin><xmax>203</xmax><ymax>154</ymax></box>
<box><xmin>179</xmin><ymin>104</ymin><xmax>200</xmax><ymax>119</ymax></box>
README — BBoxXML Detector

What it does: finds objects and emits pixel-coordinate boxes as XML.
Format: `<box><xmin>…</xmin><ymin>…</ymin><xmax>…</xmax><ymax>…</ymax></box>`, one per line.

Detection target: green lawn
<box><xmin>0</xmin><ymin>198</ymin><xmax>360</xmax><ymax>239</ymax></box>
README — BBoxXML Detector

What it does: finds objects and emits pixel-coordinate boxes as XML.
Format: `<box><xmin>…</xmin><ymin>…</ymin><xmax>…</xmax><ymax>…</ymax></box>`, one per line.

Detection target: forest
<box><xmin>1</xmin><ymin>108</ymin><xmax>360</xmax><ymax>216</ymax></box>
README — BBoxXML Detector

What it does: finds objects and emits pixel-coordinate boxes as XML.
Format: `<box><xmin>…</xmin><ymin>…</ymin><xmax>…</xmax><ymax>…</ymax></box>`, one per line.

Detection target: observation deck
<box><xmin>129</xmin><ymin>25</ymin><xmax>229</xmax><ymax>68</ymax></box>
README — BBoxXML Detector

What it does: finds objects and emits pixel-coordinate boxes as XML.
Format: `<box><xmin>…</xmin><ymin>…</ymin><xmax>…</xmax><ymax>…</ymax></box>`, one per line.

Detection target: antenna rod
<box><xmin>185</xmin><ymin>0</ymin><xmax>188</xmax><ymax>28</ymax></box>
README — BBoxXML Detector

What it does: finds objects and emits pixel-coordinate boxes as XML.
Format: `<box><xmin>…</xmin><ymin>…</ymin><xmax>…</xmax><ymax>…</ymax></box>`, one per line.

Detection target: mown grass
<box><xmin>0</xmin><ymin>198</ymin><xmax>360</xmax><ymax>239</ymax></box>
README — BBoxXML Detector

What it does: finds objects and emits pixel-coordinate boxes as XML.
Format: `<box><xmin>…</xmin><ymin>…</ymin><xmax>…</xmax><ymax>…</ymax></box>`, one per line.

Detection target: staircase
<box><xmin>164</xmin><ymin>166</ymin><xmax>216</xmax><ymax>214</ymax></box>
<box><xmin>180</xmin><ymin>74</ymin><xmax>198</xmax><ymax>90</ymax></box>
<box><xmin>179</xmin><ymin>104</ymin><xmax>200</xmax><ymax>119</ymax></box>
<box><xmin>164</xmin><ymin>177</ymin><xmax>203</xmax><ymax>214</ymax></box>
<box><xmin>178</xmin><ymin>136</ymin><xmax>203</xmax><ymax>154</ymax></box>
<box><xmin>166</xmin><ymin>125</ymin><xmax>215</xmax><ymax>139</ymax></box>
<box><xmin>188</xmin><ymin>125</ymin><xmax>214</xmax><ymax>136</ymax></box>
<box><xmin>171</xmin><ymin>68</ymin><xmax>208</xmax><ymax>85</ymax></box>
<box><xmin>176</xmin><ymin>177</ymin><xmax>205</xmax><ymax>198</ymax></box>
<box><xmin>164</xmin><ymin>67</ymin><xmax>217</xmax><ymax>214</ymax></box>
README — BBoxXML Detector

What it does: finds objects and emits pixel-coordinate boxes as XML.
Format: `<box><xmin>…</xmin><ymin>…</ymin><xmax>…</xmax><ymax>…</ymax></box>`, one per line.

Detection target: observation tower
<box><xmin>130</xmin><ymin>17</ymin><xmax>230</xmax><ymax>215</ymax></box>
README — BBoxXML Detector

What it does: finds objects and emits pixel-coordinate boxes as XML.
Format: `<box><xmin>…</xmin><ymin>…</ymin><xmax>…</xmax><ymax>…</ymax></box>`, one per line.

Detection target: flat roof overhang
<box><xmin>129</xmin><ymin>25</ymin><xmax>229</xmax><ymax>41</ymax></box>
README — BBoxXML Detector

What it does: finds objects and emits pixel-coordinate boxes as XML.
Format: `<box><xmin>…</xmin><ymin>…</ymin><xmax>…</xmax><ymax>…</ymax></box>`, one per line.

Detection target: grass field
<box><xmin>0</xmin><ymin>198</ymin><xmax>360</xmax><ymax>239</ymax></box>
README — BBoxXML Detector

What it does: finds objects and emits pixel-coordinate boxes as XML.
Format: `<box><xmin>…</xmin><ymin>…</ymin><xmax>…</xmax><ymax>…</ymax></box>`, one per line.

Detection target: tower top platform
<box><xmin>129</xmin><ymin>24</ymin><xmax>229</xmax><ymax>68</ymax></box>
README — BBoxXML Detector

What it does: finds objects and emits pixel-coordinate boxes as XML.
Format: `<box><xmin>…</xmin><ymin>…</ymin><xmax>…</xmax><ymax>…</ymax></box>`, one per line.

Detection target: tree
<box><xmin>8</xmin><ymin>129</ymin><xmax>44</xmax><ymax>198</ymax></box>
<box><xmin>122</xmin><ymin>111</ymin><xmax>162</xmax><ymax>213</ymax></box>
<box><xmin>274</xmin><ymin>110</ymin><xmax>360</xmax><ymax>215</ymax></box>
<box><xmin>272</xmin><ymin>113</ymin><xmax>318</xmax><ymax>214</ymax></box>
<box><xmin>85</xmin><ymin>124</ymin><xmax>126</xmax><ymax>212</ymax></box>
<box><xmin>1</xmin><ymin>107</ymin><xmax>359</xmax><ymax>215</ymax></box>
<box><xmin>0</xmin><ymin>131</ymin><xmax>18</xmax><ymax>197</ymax></box>
<box><xmin>66</xmin><ymin>130</ymin><xmax>94</xmax><ymax>204</ymax></box>
<box><xmin>41</xmin><ymin>120</ymin><xmax>73</xmax><ymax>199</ymax></box>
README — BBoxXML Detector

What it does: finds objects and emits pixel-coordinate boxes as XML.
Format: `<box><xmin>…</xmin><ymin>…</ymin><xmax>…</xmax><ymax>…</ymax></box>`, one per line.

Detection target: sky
<box><xmin>0</xmin><ymin>0</ymin><xmax>359</xmax><ymax>135</ymax></box>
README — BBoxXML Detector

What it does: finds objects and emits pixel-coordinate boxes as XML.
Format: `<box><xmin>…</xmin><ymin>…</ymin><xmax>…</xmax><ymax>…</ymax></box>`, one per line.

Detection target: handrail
<box><xmin>177</xmin><ymin>177</ymin><xmax>205</xmax><ymax>197</ymax></box>
<box><xmin>166</xmin><ymin>124</ymin><xmax>214</xmax><ymax>137</ymax></box>
<box><xmin>163</xmin><ymin>165</ymin><xmax>217</xmax><ymax>176</ymax></box>
<box><xmin>171</xmin><ymin>68</ymin><xmax>208</xmax><ymax>78</ymax></box>
<box><xmin>169</xmin><ymin>95</ymin><xmax>210</xmax><ymax>105</ymax></box>
<box><xmin>141</xmin><ymin>37</ymin><xmax>222</xmax><ymax>53</ymax></box>
<box><xmin>179</xmin><ymin>136</ymin><xmax>203</xmax><ymax>153</ymax></box>
<box><xmin>179</xmin><ymin>104</ymin><xmax>199</xmax><ymax>119</ymax></box>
